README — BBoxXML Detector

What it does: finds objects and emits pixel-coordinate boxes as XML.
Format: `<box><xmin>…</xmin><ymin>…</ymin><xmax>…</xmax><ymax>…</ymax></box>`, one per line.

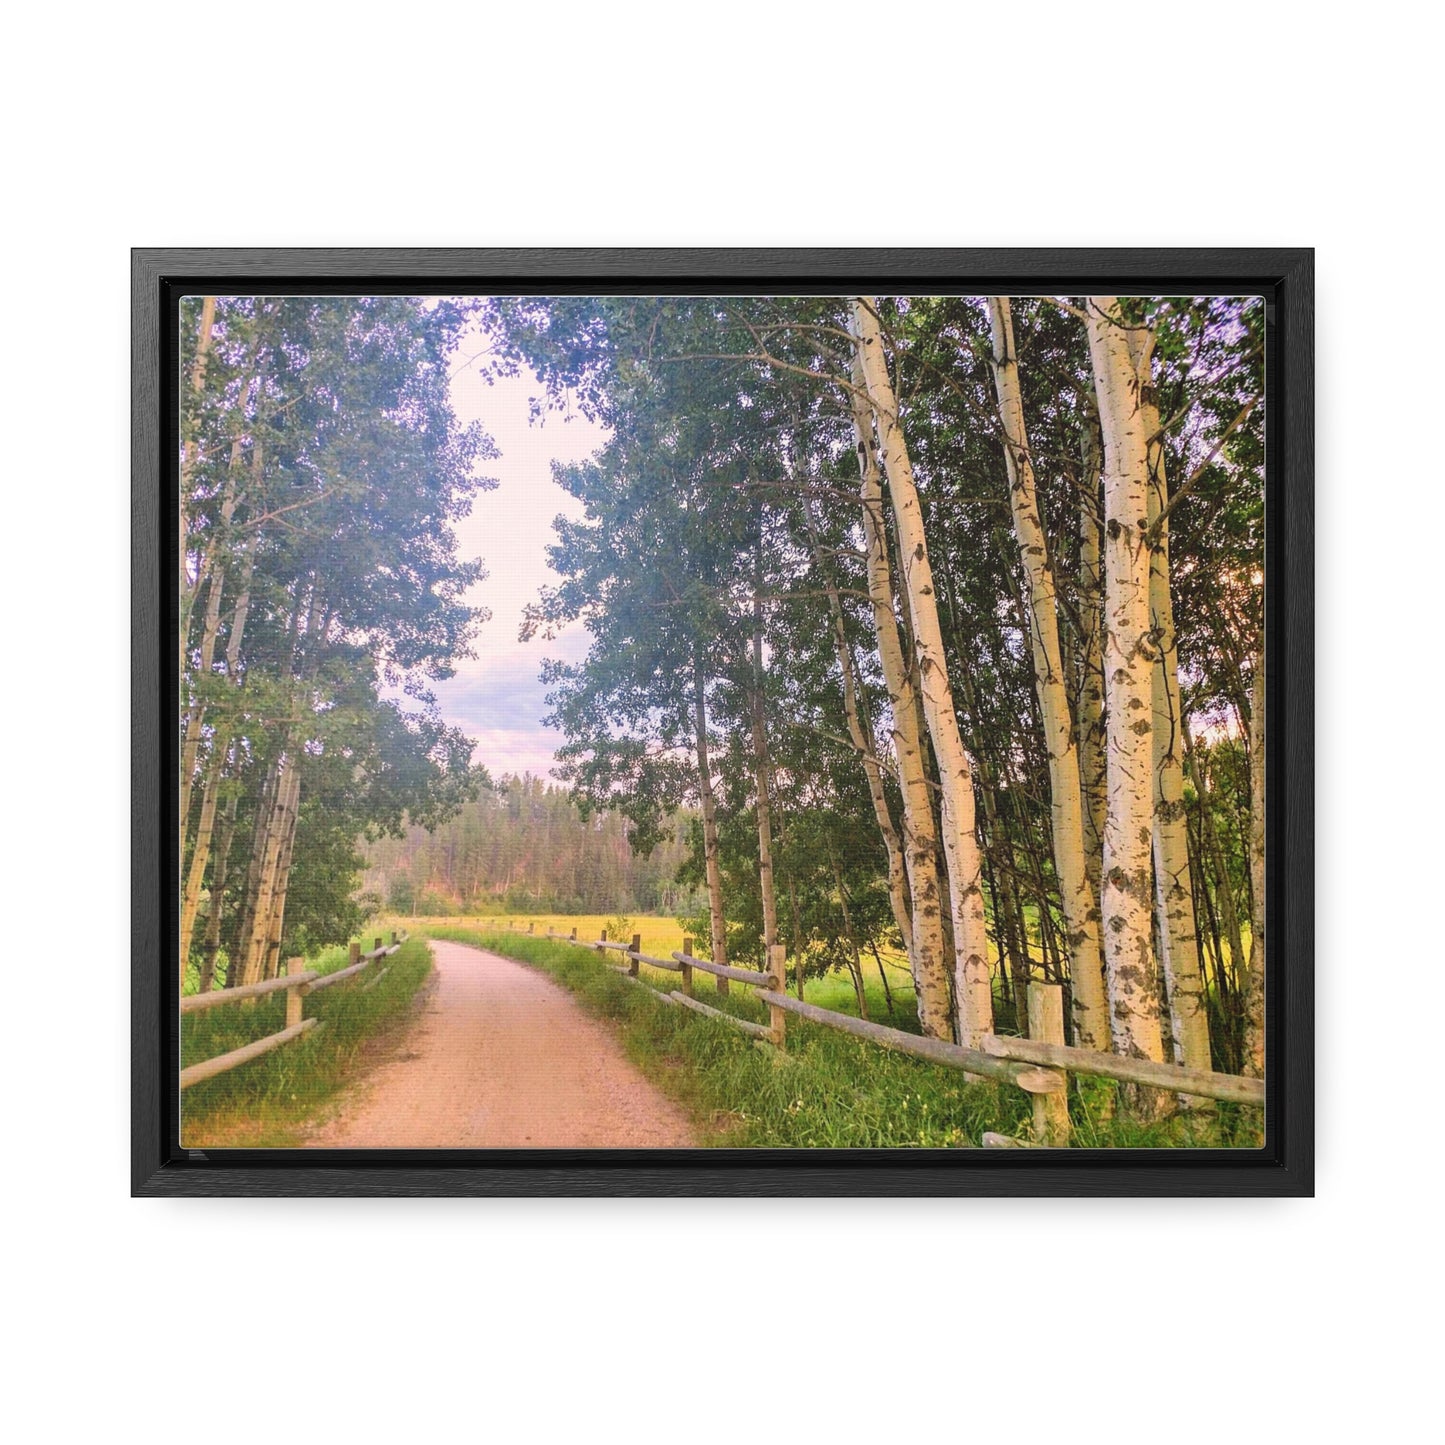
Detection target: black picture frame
<box><xmin>134</xmin><ymin>247</ymin><xmax>1313</xmax><ymax>1197</ymax></box>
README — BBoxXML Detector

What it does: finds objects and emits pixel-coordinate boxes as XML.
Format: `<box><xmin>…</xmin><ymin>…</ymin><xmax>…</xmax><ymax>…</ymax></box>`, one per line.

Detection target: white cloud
<box><xmin>431</xmin><ymin>333</ymin><xmax>609</xmax><ymax>777</ymax></box>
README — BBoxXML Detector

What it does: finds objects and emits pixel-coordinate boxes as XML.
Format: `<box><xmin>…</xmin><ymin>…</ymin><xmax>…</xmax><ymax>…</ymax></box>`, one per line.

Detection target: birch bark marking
<box><xmin>179</xmin><ymin>295</ymin><xmax>216</xmax><ymax>991</ymax></box>
<box><xmin>1134</xmin><ymin>337</ymin><xmax>1214</xmax><ymax>1077</ymax></box>
<box><xmin>1243</xmin><ymin>627</ymin><xmax>1266</xmax><ymax>1077</ymax></box>
<box><xmin>1077</xmin><ymin>402</ymin><xmax>1108</xmax><ymax>902</ymax></box>
<box><xmin>693</xmin><ymin>642</ymin><xmax>730</xmax><ymax>991</ymax></box>
<box><xmin>178</xmin><ymin>383</ymin><xmax>257</xmax><ymax>833</ymax></box>
<box><xmin>851</xmin><ymin>298</ymin><xmax>993</xmax><ymax>1047</ymax></box>
<box><xmin>1084</xmin><ymin>296</ymin><xmax>1165</xmax><ymax>1069</ymax></box>
<box><xmin>847</xmin><ymin>353</ymin><xmax>951</xmax><ymax>1038</ymax></box>
<box><xmin>987</xmin><ymin>298</ymin><xmax>1108</xmax><ymax>1050</ymax></box>
<box><xmin>179</xmin><ymin>296</ymin><xmax>217</xmax><ymax>702</ymax></box>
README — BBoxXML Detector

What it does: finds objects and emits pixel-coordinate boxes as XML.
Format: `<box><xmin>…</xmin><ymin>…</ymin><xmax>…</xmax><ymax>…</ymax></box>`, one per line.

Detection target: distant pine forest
<box><xmin>360</xmin><ymin>773</ymin><xmax>703</xmax><ymax>917</ymax></box>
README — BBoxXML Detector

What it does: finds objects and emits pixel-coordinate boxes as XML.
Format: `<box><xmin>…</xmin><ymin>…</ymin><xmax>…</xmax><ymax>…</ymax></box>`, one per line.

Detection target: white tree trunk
<box><xmin>1244</xmin><ymin>627</ymin><xmax>1266</xmax><ymax>1077</ymax></box>
<box><xmin>803</xmin><ymin>494</ymin><xmax>915</xmax><ymax>993</ymax></box>
<box><xmin>237</xmin><ymin>751</ymin><xmax>295</xmax><ymax>988</ymax></box>
<box><xmin>987</xmin><ymin>297</ymin><xmax>1109</xmax><ymax>1050</ymax></box>
<box><xmin>179</xmin><ymin>295</ymin><xmax>216</xmax><ymax>992</ymax></box>
<box><xmin>845</xmin><ymin>363</ymin><xmax>953</xmax><ymax>1038</ymax></box>
<box><xmin>1084</xmin><ymin>296</ymin><xmax>1166</xmax><ymax>1071</ymax></box>
<box><xmin>1138</xmin><ymin>361</ymin><xmax>1214</xmax><ymax>1077</ymax></box>
<box><xmin>751</xmin><ymin>520</ymin><xmax>780</xmax><ymax>955</ymax></box>
<box><xmin>179</xmin><ymin>404</ymin><xmax>257</xmax><ymax>839</ymax></box>
<box><xmin>852</xmin><ymin>298</ymin><xmax>993</xmax><ymax>1047</ymax></box>
<box><xmin>1077</xmin><ymin>404</ymin><xmax>1108</xmax><ymax>909</ymax></box>
<box><xmin>693</xmin><ymin>643</ymin><xmax>730</xmax><ymax>989</ymax></box>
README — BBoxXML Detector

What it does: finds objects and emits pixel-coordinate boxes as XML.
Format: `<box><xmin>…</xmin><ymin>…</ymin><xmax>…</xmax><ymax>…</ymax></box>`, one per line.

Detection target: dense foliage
<box><xmin>483</xmin><ymin>294</ymin><xmax>1264</xmax><ymax>1069</ymax></box>
<box><xmin>360</xmin><ymin>772</ymin><xmax>702</xmax><ymax>916</ymax></box>
<box><xmin>179</xmin><ymin>296</ymin><xmax>490</xmax><ymax>990</ymax></box>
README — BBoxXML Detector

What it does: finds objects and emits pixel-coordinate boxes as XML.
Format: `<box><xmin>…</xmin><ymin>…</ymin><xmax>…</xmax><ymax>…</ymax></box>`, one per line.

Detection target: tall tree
<box><xmin>986</xmin><ymin>297</ymin><xmax>1109</xmax><ymax>1049</ymax></box>
<box><xmin>1084</xmin><ymin>295</ymin><xmax>1167</xmax><ymax>1074</ymax></box>
<box><xmin>851</xmin><ymin>297</ymin><xmax>993</xmax><ymax>1047</ymax></box>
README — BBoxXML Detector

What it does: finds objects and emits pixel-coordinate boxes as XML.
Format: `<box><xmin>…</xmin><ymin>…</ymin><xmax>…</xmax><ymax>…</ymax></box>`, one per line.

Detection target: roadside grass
<box><xmin>408</xmin><ymin>911</ymin><xmax>924</xmax><ymax>1029</ymax></box>
<box><xmin>179</xmin><ymin>936</ymin><xmax>433</xmax><ymax>1148</ymax></box>
<box><xmin>429</xmin><ymin>926</ymin><xmax>1262</xmax><ymax>1149</ymax></box>
<box><xmin>425</xmin><ymin>925</ymin><xmax>1019</xmax><ymax>1146</ymax></box>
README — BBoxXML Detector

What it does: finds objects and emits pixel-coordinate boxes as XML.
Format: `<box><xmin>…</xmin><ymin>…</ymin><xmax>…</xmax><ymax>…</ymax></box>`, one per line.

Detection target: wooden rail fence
<box><xmin>180</xmin><ymin>932</ymin><xmax>408</xmax><ymax>1090</ymax></box>
<box><xmin>517</xmin><ymin>924</ymin><xmax>1264</xmax><ymax>1144</ymax></box>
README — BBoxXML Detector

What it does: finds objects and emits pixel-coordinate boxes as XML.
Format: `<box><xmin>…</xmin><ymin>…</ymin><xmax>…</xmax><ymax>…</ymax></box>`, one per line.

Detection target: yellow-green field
<box><xmin>393</xmin><ymin>912</ymin><xmax>923</xmax><ymax>1028</ymax></box>
<box><xmin>385</xmin><ymin>911</ymin><xmax>1255</xmax><ymax>1033</ymax></box>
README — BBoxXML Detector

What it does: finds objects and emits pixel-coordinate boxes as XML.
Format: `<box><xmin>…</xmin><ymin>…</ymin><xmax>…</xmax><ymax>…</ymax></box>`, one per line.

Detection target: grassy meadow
<box><xmin>180</xmin><ymin>934</ymin><xmax>433</xmax><ymax>1148</ymax></box>
<box><xmin>403</xmin><ymin>910</ymin><xmax>923</xmax><ymax>1027</ymax></box>
<box><xmin>424</xmin><ymin>924</ymin><xmax>1263</xmax><ymax>1149</ymax></box>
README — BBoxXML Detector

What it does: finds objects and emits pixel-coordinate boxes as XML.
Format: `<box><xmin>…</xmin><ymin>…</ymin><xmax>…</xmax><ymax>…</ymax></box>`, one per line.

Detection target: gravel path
<box><xmin>304</xmin><ymin>938</ymin><xmax>696</xmax><ymax>1148</ymax></box>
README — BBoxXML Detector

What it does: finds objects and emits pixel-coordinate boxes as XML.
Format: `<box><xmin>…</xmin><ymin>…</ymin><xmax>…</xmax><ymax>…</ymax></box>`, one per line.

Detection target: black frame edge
<box><xmin>132</xmin><ymin>248</ymin><xmax>1314</xmax><ymax>1198</ymax></box>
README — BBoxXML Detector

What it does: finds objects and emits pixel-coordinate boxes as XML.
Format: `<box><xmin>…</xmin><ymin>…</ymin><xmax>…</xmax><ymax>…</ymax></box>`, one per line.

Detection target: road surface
<box><xmin>304</xmin><ymin>938</ymin><xmax>696</xmax><ymax>1148</ymax></box>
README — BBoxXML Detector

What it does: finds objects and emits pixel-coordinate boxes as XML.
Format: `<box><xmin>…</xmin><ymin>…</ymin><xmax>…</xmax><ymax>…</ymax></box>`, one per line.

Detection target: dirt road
<box><xmin>304</xmin><ymin>938</ymin><xmax>696</xmax><ymax>1148</ymax></box>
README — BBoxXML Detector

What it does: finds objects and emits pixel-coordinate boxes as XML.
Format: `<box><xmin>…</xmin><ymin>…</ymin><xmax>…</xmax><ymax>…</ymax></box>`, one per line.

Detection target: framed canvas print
<box><xmin>133</xmin><ymin>247</ymin><xmax>1313</xmax><ymax>1196</ymax></box>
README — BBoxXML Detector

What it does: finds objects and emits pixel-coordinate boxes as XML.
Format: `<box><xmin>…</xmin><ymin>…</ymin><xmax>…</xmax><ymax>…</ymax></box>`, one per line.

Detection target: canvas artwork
<box><xmin>176</xmin><ymin>290</ymin><xmax>1269</xmax><ymax>1155</ymax></box>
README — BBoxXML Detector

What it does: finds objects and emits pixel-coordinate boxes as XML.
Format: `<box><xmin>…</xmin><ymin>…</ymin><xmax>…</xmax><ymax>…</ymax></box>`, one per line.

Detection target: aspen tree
<box><xmin>1244</xmin><ymin>630</ymin><xmax>1266</xmax><ymax>1077</ymax></box>
<box><xmin>1083</xmin><ymin>296</ymin><xmax>1166</xmax><ymax>1072</ymax></box>
<box><xmin>693</xmin><ymin>642</ymin><xmax>731</xmax><ymax>989</ymax></box>
<box><xmin>750</xmin><ymin>504</ymin><xmax>780</xmax><ymax>959</ymax></box>
<box><xmin>178</xmin><ymin>373</ymin><xmax>257</xmax><ymax>833</ymax></box>
<box><xmin>802</xmin><ymin>497</ymin><xmax>911</xmax><ymax>958</ymax></box>
<box><xmin>1127</xmin><ymin>326</ymin><xmax>1214</xmax><ymax>1075</ymax></box>
<box><xmin>851</xmin><ymin>298</ymin><xmax>993</xmax><ymax>1046</ymax></box>
<box><xmin>844</xmin><ymin>357</ymin><xmax>953</xmax><ymax>1038</ymax></box>
<box><xmin>986</xmin><ymin>297</ymin><xmax>1109</xmax><ymax>1049</ymax></box>
<box><xmin>178</xmin><ymin>295</ymin><xmax>216</xmax><ymax>991</ymax></box>
<box><xmin>1077</xmin><ymin>403</ymin><xmax>1108</xmax><ymax>904</ymax></box>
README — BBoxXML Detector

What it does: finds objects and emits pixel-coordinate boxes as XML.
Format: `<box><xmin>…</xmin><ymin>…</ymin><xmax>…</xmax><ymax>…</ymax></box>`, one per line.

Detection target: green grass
<box><xmin>427</xmin><ymin>926</ymin><xmax>1263</xmax><ymax>1149</ymax></box>
<box><xmin>415</xmin><ymin>910</ymin><xmax>923</xmax><ymax>1028</ymax></box>
<box><xmin>180</xmin><ymin>935</ymin><xmax>433</xmax><ymax>1148</ymax></box>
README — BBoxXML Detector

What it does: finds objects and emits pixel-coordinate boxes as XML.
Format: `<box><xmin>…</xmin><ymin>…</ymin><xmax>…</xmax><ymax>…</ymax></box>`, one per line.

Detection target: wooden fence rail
<box><xmin>180</xmin><ymin>931</ymin><xmax>408</xmax><ymax>1091</ymax></box>
<box><xmin>510</xmin><ymin>924</ymin><xmax>1265</xmax><ymax>1144</ymax></box>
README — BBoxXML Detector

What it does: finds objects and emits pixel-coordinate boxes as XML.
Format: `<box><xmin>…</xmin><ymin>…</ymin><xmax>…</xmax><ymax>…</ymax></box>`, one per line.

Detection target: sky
<box><xmin>429</xmin><ymin>326</ymin><xmax>609</xmax><ymax>779</ymax></box>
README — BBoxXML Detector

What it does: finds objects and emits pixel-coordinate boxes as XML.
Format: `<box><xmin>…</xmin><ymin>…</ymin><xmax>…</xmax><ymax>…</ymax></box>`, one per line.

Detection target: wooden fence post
<box><xmin>1026</xmin><ymin>982</ymin><xmax>1071</xmax><ymax>1146</ymax></box>
<box><xmin>529</xmin><ymin>921</ymin><xmax>535</xmax><ymax>933</ymax></box>
<box><xmin>349</xmin><ymin>941</ymin><xmax>361</xmax><ymax>967</ymax></box>
<box><xmin>286</xmin><ymin>957</ymin><xmax>306</xmax><ymax>1029</ymax></box>
<box><xmin>570</xmin><ymin>925</ymin><xmax>578</xmax><ymax>941</ymax></box>
<box><xmin>680</xmin><ymin>937</ymin><xmax>694</xmax><ymax>996</ymax></box>
<box><xmin>630</xmin><ymin>933</ymin><xmax>641</xmax><ymax>978</ymax></box>
<box><xmin>390</xmin><ymin>930</ymin><xmax>398</xmax><ymax>945</ymax></box>
<box><xmin>768</xmin><ymin>944</ymin><xmax>787</xmax><ymax>1047</ymax></box>
<box><xmin>374</xmin><ymin>937</ymin><xmax>383</xmax><ymax>956</ymax></box>
<box><xmin>597</xmin><ymin>928</ymin><xmax>607</xmax><ymax>955</ymax></box>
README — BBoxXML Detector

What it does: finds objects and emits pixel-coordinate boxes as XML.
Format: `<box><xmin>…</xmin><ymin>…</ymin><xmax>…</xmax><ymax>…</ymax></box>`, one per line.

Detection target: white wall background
<box><xmin>2</xmin><ymin>4</ymin><xmax>1432</xmax><ymax>1440</ymax></box>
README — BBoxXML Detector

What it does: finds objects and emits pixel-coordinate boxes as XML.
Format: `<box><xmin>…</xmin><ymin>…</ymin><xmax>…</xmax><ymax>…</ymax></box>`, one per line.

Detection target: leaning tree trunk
<box><xmin>693</xmin><ymin>641</ymin><xmax>730</xmax><ymax>990</ymax></box>
<box><xmin>750</xmin><ymin>515</ymin><xmax>780</xmax><ymax>957</ymax></box>
<box><xmin>235</xmin><ymin>749</ymin><xmax>296</xmax><ymax>988</ymax></box>
<box><xmin>179</xmin><ymin>390</ymin><xmax>257</xmax><ymax>835</ymax></box>
<box><xmin>987</xmin><ymin>297</ymin><xmax>1109</xmax><ymax>1050</ymax></box>
<box><xmin>852</xmin><ymin>297</ymin><xmax>993</xmax><ymax>1048</ymax></box>
<box><xmin>179</xmin><ymin>734</ymin><xmax>228</xmax><ymax>971</ymax></box>
<box><xmin>805</xmin><ymin>500</ymin><xmax>911</xmax><ymax>954</ymax></box>
<box><xmin>200</xmin><ymin>783</ymin><xmax>240</xmax><ymax>992</ymax></box>
<box><xmin>261</xmin><ymin>763</ymin><xmax>303</xmax><ymax>980</ymax></box>
<box><xmin>848</xmin><ymin>355</ymin><xmax>952</xmax><ymax>1038</ymax></box>
<box><xmin>1130</xmin><ymin>338</ymin><xmax>1214</xmax><ymax>1076</ymax></box>
<box><xmin>1084</xmin><ymin>296</ymin><xmax>1166</xmax><ymax>1082</ymax></box>
<box><xmin>176</xmin><ymin>451</ymin><xmax>261</xmax><ymax>970</ymax></box>
<box><xmin>1243</xmin><ymin>626</ymin><xmax>1266</xmax><ymax>1077</ymax></box>
<box><xmin>178</xmin><ymin>294</ymin><xmax>216</xmax><ymax>992</ymax></box>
